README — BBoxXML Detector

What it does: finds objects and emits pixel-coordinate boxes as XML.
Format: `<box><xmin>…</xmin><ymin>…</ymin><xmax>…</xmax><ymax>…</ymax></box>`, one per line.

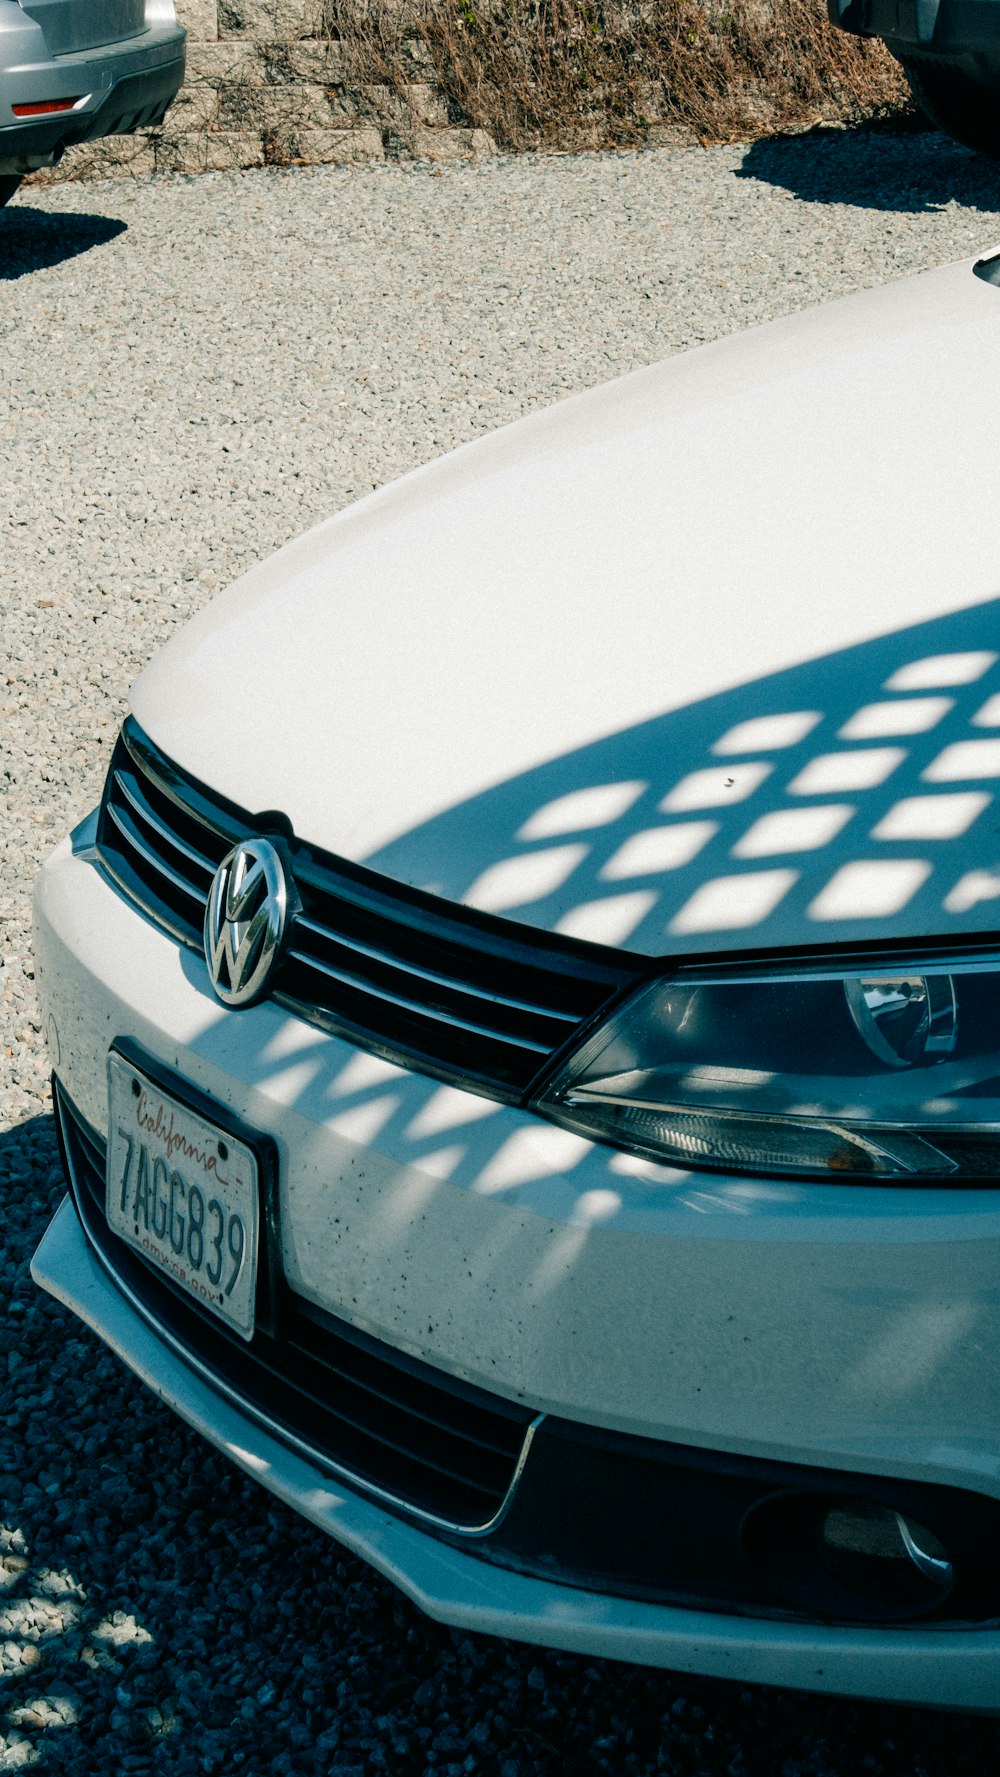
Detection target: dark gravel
<box><xmin>4</xmin><ymin>127</ymin><xmax>1000</xmax><ymax>1771</ymax></box>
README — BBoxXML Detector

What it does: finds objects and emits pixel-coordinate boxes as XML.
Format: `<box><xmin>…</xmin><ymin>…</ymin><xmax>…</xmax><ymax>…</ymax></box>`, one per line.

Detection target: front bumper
<box><xmin>31</xmin><ymin>825</ymin><xmax>1000</xmax><ymax>1703</ymax></box>
<box><xmin>0</xmin><ymin>1</ymin><xmax>184</xmax><ymax>172</ymax></box>
<box><xmin>31</xmin><ymin>1193</ymin><xmax>1000</xmax><ymax>1707</ymax></box>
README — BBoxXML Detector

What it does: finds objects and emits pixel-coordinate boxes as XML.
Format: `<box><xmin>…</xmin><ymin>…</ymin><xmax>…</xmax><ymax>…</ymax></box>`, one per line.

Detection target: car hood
<box><xmin>132</xmin><ymin>255</ymin><xmax>1000</xmax><ymax>960</ymax></box>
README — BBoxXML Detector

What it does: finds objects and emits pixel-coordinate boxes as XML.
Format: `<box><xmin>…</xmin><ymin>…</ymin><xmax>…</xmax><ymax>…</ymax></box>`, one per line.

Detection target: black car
<box><xmin>829</xmin><ymin>0</ymin><xmax>1000</xmax><ymax>157</ymax></box>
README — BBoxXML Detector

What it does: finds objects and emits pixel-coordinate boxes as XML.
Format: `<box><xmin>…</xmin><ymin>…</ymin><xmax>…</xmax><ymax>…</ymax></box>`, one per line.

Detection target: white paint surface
<box><xmin>128</xmin><ymin>257</ymin><xmax>1000</xmax><ymax>955</ymax></box>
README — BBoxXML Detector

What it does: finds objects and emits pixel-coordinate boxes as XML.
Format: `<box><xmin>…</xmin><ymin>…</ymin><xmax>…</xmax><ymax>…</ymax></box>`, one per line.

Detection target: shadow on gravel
<box><xmin>0</xmin><ymin>206</ymin><xmax>126</xmax><ymax>280</ymax></box>
<box><xmin>737</xmin><ymin>124</ymin><xmax>1000</xmax><ymax>214</ymax></box>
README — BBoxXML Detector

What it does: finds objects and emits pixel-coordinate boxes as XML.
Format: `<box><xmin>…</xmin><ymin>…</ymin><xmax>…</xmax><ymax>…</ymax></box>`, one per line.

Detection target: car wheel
<box><xmin>902</xmin><ymin>59</ymin><xmax>1000</xmax><ymax>158</ymax></box>
<box><xmin>0</xmin><ymin>174</ymin><xmax>22</xmax><ymax>208</ymax></box>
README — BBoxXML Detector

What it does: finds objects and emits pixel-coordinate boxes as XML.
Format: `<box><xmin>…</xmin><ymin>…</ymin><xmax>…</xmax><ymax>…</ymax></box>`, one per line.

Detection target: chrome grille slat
<box><xmin>286</xmin><ymin>946</ymin><xmax>554</xmax><ymax>1053</ymax></box>
<box><xmin>106</xmin><ymin>801</ymin><xmax>207</xmax><ymax>906</ymax></box>
<box><xmin>294</xmin><ymin>913</ymin><xmax>581</xmax><ymax>1023</ymax></box>
<box><xmin>114</xmin><ymin>768</ymin><xmax>217</xmax><ymax>877</ymax></box>
<box><xmin>96</xmin><ymin>720</ymin><xmax>642</xmax><ymax>1099</ymax></box>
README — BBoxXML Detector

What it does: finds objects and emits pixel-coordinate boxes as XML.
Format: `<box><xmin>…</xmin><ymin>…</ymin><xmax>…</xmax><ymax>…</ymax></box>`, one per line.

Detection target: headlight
<box><xmin>535</xmin><ymin>956</ymin><xmax>1000</xmax><ymax>1181</ymax></box>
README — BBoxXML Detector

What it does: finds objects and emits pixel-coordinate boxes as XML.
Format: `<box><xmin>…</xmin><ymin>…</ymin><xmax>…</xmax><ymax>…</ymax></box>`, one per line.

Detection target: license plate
<box><xmin>106</xmin><ymin>1054</ymin><xmax>259</xmax><ymax>1340</ymax></box>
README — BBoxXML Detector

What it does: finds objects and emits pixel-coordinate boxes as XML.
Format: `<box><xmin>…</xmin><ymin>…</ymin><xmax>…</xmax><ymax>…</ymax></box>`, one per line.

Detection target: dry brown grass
<box><xmin>322</xmin><ymin>0</ymin><xmax>910</xmax><ymax>151</ymax></box>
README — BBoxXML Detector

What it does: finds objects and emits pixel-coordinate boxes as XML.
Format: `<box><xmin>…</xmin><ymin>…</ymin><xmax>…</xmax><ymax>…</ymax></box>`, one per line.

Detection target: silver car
<box><xmin>0</xmin><ymin>0</ymin><xmax>185</xmax><ymax>205</ymax></box>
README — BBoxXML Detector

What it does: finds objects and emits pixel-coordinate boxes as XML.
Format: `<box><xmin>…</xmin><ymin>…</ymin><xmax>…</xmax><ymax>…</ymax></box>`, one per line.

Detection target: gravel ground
<box><xmin>4</xmin><ymin>126</ymin><xmax>1000</xmax><ymax>1773</ymax></box>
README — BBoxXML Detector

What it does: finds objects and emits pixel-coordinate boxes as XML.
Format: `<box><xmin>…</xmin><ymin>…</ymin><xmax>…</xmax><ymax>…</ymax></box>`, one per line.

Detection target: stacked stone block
<box><xmin>41</xmin><ymin>0</ymin><xmax>497</xmax><ymax>179</ymax></box>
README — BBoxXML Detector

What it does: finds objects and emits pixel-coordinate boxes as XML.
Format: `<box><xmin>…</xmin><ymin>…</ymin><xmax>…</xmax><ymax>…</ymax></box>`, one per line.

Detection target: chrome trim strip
<box><xmin>93</xmin><ymin>848</ymin><xmax>203</xmax><ymax>952</ymax></box>
<box><xmin>294</xmin><ymin>914</ymin><xmax>580</xmax><ymax>1024</ymax></box>
<box><xmin>113</xmin><ymin>769</ymin><xmax>216</xmax><ymax>876</ymax></box>
<box><xmin>286</xmin><ymin>944</ymin><xmax>553</xmax><ymax>1053</ymax></box>
<box><xmin>106</xmin><ymin>802</ymin><xmax>207</xmax><ymax>905</ymax></box>
<box><xmin>121</xmin><ymin>723</ymin><xmax>245</xmax><ymax>846</ymax></box>
<box><xmin>59</xmin><ymin>1092</ymin><xmax>542</xmax><ymax>1539</ymax></box>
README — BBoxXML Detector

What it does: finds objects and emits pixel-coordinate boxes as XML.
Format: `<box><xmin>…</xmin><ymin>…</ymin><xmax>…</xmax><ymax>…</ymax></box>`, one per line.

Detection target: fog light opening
<box><xmin>742</xmin><ymin>1492</ymin><xmax>956</xmax><ymax>1623</ymax></box>
<box><xmin>817</xmin><ymin>1501</ymin><xmax>953</xmax><ymax>1608</ymax></box>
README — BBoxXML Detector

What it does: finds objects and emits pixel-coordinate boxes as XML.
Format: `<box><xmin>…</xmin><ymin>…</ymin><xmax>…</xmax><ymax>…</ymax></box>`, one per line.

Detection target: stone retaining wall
<box><xmin>41</xmin><ymin>0</ymin><xmax>498</xmax><ymax>180</ymax></box>
<box><xmin>31</xmin><ymin>0</ymin><xmax>902</xmax><ymax>183</ymax></box>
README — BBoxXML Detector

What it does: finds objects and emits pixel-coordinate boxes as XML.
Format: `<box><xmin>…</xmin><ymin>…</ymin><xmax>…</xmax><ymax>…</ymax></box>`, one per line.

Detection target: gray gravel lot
<box><xmin>4</xmin><ymin>126</ymin><xmax>1000</xmax><ymax>1772</ymax></box>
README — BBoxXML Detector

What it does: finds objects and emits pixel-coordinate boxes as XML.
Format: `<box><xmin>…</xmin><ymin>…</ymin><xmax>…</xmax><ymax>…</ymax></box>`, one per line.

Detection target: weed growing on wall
<box><xmin>321</xmin><ymin>0</ymin><xmax>909</xmax><ymax>150</ymax></box>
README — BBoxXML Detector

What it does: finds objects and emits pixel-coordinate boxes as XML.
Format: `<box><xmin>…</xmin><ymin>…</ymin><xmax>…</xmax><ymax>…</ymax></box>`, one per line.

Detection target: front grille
<box><xmin>96</xmin><ymin>719</ymin><xmax>639</xmax><ymax>1100</ymax></box>
<box><xmin>55</xmin><ymin>1082</ymin><xmax>536</xmax><ymax>1533</ymax></box>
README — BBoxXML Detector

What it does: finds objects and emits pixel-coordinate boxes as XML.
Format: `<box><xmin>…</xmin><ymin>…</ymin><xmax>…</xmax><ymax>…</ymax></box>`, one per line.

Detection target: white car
<box><xmin>31</xmin><ymin>247</ymin><xmax>1000</xmax><ymax>1710</ymax></box>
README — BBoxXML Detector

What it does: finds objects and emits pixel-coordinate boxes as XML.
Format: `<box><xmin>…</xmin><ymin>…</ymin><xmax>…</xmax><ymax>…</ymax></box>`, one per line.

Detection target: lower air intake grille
<box><xmin>55</xmin><ymin>1082</ymin><xmax>535</xmax><ymax>1532</ymax></box>
<box><xmin>95</xmin><ymin>719</ymin><xmax>638</xmax><ymax>1101</ymax></box>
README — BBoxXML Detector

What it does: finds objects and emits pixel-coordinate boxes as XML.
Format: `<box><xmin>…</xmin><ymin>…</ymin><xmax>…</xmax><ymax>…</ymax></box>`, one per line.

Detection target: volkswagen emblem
<box><xmin>204</xmin><ymin>837</ymin><xmax>289</xmax><ymax>1007</ymax></box>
